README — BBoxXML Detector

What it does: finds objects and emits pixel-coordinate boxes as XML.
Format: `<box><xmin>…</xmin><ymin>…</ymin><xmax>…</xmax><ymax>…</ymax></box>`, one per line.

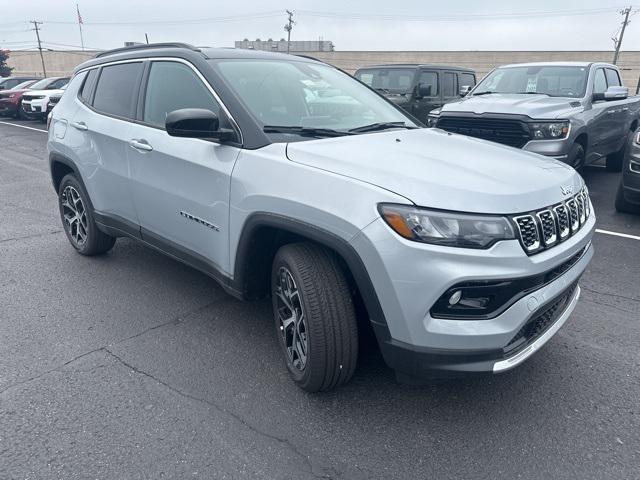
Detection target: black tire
<box><xmin>14</xmin><ymin>106</ymin><xmax>25</xmax><ymax>120</ymax></box>
<box><xmin>271</xmin><ymin>243</ymin><xmax>358</xmax><ymax>392</ymax></box>
<box><xmin>606</xmin><ymin>133</ymin><xmax>629</xmax><ymax>172</ymax></box>
<box><xmin>615</xmin><ymin>182</ymin><xmax>640</xmax><ymax>214</ymax></box>
<box><xmin>57</xmin><ymin>174</ymin><xmax>116</xmax><ymax>256</ymax></box>
<box><xmin>567</xmin><ymin>142</ymin><xmax>586</xmax><ymax>171</ymax></box>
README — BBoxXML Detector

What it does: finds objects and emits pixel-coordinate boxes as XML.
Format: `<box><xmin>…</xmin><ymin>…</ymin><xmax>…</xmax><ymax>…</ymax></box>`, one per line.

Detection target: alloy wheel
<box><xmin>61</xmin><ymin>185</ymin><xmax>88</xmax><ymax>247</ymax></box>
<box><xmin>275</xmin><ymin>266</ymin><xmax>308</xmax><ymax>371</ymax></box>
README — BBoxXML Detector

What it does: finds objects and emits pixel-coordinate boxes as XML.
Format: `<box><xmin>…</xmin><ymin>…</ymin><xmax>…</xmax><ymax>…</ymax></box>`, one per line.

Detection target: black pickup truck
<box><xmin>354</xmin><ymin>64</ymin><xmax>476</xmax><ymax>123</ymax></box>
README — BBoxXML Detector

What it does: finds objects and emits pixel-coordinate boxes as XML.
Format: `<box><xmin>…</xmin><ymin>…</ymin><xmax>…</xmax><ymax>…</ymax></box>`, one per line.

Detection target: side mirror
<box><xmin>459</xmin><ymin>85</ymin><xmax>472</xmax><ymax>97</ymax></box>
<box><xmin>593</xmin><ymin>86</ymin><xmax>628</xmax><ymax>102</ymax></box>
<box><xmin>416</xmin><ymin>83</ymin><xmax>432</xmax><ymax>98</ymax></box>
<box><xmin>165</xmin><ymin>108</ymin><xmax>235</xmax><ymax>141</ymax></box>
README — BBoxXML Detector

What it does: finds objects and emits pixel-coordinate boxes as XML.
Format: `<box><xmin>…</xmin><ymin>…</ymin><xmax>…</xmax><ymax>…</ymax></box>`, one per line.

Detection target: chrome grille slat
<box><xmin>513</xmin><ymin>188</ymin><xmax>591</xmax><ymax>255</ymax></box>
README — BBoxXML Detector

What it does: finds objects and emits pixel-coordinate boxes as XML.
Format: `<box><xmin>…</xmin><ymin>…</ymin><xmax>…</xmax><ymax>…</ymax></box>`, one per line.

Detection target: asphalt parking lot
<box><xmin>0</xmin><ymin>119</ymin><xmax>639</xmax><ymax>479</ymax></box>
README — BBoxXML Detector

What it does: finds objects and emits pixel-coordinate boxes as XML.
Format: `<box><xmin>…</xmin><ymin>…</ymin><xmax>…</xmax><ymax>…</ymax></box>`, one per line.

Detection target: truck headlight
<box><xmin>530</xmin><ymin>121</ymin><xmax>570</xmax><ymax>140</ymax></box>
<box><xmin>379</xmin><ymin>204</ymin><xmax>515</xmax><ymax>249</ymax></box>
<box><xmin>426</xmin><ymin>109</ymin><xmax>441</xmax><ymax>128</ymax></box>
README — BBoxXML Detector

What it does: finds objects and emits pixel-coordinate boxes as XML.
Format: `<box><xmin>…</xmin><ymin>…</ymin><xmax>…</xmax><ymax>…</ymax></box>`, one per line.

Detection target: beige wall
<box><xmin>7</xmin><ymin>49</ymin><xmax>640</xmax><ymax>91</ymax></box>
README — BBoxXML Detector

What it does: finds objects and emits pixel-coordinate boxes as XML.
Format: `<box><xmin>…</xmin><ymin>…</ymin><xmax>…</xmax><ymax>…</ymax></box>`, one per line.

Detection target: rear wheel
<box><xmin>271</xmin><ymin>243</ymin><xmax>358</xmax><ymax>392</ymax></box>
<box><xmin>58</xmin><ymin>174</ymin><xmax>116</xmax><ymax>255</ymax></box>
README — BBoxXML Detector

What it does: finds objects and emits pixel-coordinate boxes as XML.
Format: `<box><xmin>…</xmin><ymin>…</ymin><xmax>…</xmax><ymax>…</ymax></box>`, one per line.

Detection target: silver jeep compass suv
<box><xmin>48</xmin><ymin>43</ymin><xmax>595</xmax><ymax>391</ymax></box>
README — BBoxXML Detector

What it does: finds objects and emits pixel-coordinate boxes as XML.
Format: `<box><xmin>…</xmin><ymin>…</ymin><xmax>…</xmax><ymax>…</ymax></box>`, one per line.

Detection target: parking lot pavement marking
<box><xmin>596</xmin><ymin>228</ymin><xmax>640</xmax><ymax>241</ymax></box>
<box><xmin>0</xmin><ymin>120</ymin><xmax>47</xmax><ymax>133</ymax></box>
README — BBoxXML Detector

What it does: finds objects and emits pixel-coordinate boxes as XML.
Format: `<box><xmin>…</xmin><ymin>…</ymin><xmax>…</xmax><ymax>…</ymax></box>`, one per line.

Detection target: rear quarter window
<box><xmin>92</xmin><ymin>62</ymin><xmax>143</xmax><ymax>119</ymax></box>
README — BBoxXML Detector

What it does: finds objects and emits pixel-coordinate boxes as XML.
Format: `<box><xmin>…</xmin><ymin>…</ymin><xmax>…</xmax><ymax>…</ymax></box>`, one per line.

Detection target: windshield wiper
<box><xmin>374</xmin><ymin>87</ymin><xmax>391</xmax><ymax>94</ymax></box>
<box><xmin>514</xmin><ymin>92</ymin><xmax>549</xmax><ymax>96</ymax></box>
<box><xmin>348</xmin><ymin>122</ymin><xmax>417</xmax><ymax>133</ymax></box>
<box><xmin>263</xmin><ymin>125</ymin><xmax>352</xmax><ymax>138</ymax></box>
<box><xmin>472</xmin><ymin>91</ymin><xmax>496</xmax><ymax>96</ymax></box>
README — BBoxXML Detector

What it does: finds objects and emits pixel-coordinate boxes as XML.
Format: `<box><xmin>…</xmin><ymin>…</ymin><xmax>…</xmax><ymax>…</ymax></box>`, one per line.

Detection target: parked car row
<box><xmin>0</xmin><ymin>76</ymin><xmax>69</xmax><ymax>121</ymax></box>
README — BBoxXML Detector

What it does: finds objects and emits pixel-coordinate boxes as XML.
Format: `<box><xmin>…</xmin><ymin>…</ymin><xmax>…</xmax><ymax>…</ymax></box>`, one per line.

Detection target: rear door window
<box><xmin>442</xmin><ymin>72</ymin><xmax>457</xmax><ymax>98</ymax></box>
<box><xmin>92</xmin><ymin>62</ymin><xmax>143</xmax><ymax>119</ymax></box>
<box><xmin>458</xmin><ymin>72</ymin><xmax>476</xmax><ymax>89</ymax></box>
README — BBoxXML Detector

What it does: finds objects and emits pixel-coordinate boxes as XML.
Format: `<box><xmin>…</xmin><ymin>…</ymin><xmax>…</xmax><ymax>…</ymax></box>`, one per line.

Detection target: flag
<box><xmin>77</xmin><ymin>4</ymin><xmax>83</xmax><ymax>25</ymax></box>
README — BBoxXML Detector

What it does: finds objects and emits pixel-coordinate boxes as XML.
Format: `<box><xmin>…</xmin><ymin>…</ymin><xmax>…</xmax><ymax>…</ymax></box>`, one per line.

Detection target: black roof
<box><xmin>356</xmin><ymin>64</ymin><xmax>475</xmax><ymax>72</ymax></box>
<box><xmin>75</xmin><ymin>42</ymin><xmax>323</xmax><ymax>73</ymax></box>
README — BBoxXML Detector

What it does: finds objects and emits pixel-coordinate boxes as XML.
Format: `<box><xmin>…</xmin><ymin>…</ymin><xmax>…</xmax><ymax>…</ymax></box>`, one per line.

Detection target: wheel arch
<box><xmin>574</xmin><ymin>131</ymin><xmax>588</xmax><ymax>151</ymax></box>
<box><xmin>233</xmin><ymin>213</ymin><xmax>388</xmax><ymax>330</ymax></box>
<box><xmin>49</xmin><ymin>152</ymin><xmax>83</xmax><ymax>193</ymax></box>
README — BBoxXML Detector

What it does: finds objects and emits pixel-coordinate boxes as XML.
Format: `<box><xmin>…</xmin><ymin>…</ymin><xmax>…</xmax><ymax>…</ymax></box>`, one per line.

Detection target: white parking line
<box><xmin>596</xmin><ymin>229</ymin><xmax>640</xmax><ymax>241</ymax></box>
<box><xmin>0</xmin><ymin>120</ymin><xmax>47</xmax><ymax>133</ymax></box>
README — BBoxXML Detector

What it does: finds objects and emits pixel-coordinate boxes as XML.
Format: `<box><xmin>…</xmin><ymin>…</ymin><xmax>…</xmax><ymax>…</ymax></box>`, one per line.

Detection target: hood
<box><xmin>440</xmin><ymin>93</ymin><xmax>583</xmax><ymax>119</ymax></box>
<box><xmin>285</xmin><ymin>128</ymin><xmax>582</xmax><ymax>214</ymax></box>
<box><xmin>0</xmin><ymin>88</ymin><xmax>30</xmax><ymax>97</ymax></box>
<box><xmin>22</xmin><ymin>89</ymin><xmax>62</xmax><ymax>97</ymax></box>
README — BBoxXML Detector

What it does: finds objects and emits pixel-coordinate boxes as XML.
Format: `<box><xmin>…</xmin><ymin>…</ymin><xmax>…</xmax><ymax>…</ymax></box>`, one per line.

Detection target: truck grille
<box><xmin>504</xmin><ymin>282</ymin><xmax>578</xmax><ymax>355</ymax></box>
<box><xmin>513</xmin><ymin>188</ymin><xmax>591</xmax><ymax>255</ymax></box>
<box><xmin>436</xmin><ymin>116</ymin><xmax>531</xmax><ymax>148</ymax></box>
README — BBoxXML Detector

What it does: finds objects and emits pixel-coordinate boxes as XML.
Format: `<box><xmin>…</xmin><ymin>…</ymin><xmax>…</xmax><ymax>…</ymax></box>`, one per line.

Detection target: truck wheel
<box><xmin>615</xmin><ymin>182</ymin><xmax>640</xmax><ymax>213</ymax></box>
<box><xmin>58</xmin><ymin>174</ymin><xmax>116</xmax><ymax>256</ymax></box>
<box><xmin>271</xmin><ymin>243</ymin><xmax>358</xmax><ymax>392</ymax></box>
<box><xmin>606</xmin><ymin>134</ymin><xmax>629</xmax><ymax>172</ymax></box>
<box><xmin>568</xmin><ymin>143</ymin><xmax>585</xmax><ymax>170</ymax></box>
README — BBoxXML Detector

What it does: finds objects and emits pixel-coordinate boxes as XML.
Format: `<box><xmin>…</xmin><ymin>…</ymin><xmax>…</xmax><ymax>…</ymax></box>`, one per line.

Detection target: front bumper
<box><xmin>523</xmin><ymin>139</ymin><xmax>570</xmax><ymax>160</ymax></box>
<box><xmin>21</xmin><ymin>100</ymin><xmax>46</xmax><ymax>117</ymax></box>
<box><xmin>622</xmin><ymin>144</ymin><xmax>640</xmax><ymax>204</ymax></box>
<box><xmin>352</xmin><ymin>212</ymin><xmax>595</xmax><ymax>378</ymax></box>
<box><xmin>0</xmin><ymin>99</ymin><xmax>19</xmax><ymax>115</ymax></box>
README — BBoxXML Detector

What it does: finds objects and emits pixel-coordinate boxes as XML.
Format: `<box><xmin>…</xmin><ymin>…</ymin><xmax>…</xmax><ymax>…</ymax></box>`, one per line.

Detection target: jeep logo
<box><xmin>561</xmin><ymin>185</ymin><xmax>573</xmax><ymax>196</ymax></box>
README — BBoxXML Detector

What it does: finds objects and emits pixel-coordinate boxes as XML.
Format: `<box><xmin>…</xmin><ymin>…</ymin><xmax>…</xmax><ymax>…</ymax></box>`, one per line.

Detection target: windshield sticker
<box><xmin>526</xmin><ymin>78</ymin><xmax>537</xmax><ymax>92</ymax></box>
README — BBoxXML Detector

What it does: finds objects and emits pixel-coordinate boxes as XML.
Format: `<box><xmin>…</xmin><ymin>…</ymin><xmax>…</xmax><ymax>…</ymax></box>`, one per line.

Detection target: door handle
<box><xmin>71</xmin><ymin>121</ymin><xmax>88</xmax><ymax>131</ymax></box>
<box><xmin>129</xmin><ymin>139</ymin><xmax>153</xmax><ymax>152</ymax></box>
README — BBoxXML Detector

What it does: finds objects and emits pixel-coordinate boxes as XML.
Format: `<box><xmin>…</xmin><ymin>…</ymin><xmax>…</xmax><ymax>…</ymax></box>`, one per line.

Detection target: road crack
<box><xmin>581</xmin><ymin>285</ymin><xmax>640</xmax><ymax>304</ymax></box>
<box><xmin>0</xmin><ymin>229</ymin><xmax>63</xmax><ymax>244</ymax></box>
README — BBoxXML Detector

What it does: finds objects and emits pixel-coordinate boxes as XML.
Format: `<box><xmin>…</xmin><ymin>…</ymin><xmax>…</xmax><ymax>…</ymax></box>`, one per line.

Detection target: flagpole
<box><xmin>76</xmin><ymin>4</ymin><xmax>85</xmax><ymax>51</ymax></box>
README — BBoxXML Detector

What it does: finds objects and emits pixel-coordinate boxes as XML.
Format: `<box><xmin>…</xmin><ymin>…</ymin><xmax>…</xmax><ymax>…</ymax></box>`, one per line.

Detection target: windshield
<box><xmin>213</xmin><ymin>59</ymin><xmax>415</xmax><ymax>133</ymax></box>
<box><xmin>474</xmin><ymin>65</ymin><xmax>589</xmax><ymax>98</ymax></box>
<box><xmin>11</xmin><ymin>80</ymin><xmax>35</xmax><ymax>90</ymax></box>
<box><xmin>355</xmin><ymin>68</ymin><xmax>416</xmax><ymax>94</ymax></box>
<box><xmin>28</xmin><ymin>78</ymin><xmax>53</xmax><ymax>90</ymax></box>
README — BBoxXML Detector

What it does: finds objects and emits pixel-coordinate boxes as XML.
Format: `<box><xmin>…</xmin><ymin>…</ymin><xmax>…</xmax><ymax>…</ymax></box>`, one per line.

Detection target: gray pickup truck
<box><xmin>428</xmin><ymin>62</ymin><xmax>640</xmax><ymax>171</ymax></box>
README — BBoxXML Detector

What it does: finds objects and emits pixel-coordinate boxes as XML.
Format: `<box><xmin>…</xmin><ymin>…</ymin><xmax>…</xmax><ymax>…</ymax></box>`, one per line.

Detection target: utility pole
<box><xmin>284</xmin><ymin>10</ymin><xmax>294</xmax><ymax>54</ymax></box>
<box><xmin>30</xmin><ymin>20</ymin><xmax>46</xmax><ymax>77</ymax></box>
<box><xmin>613</xmin><ymin>6</ymin><xmax>633</xmax><ymax>65</ymax></box>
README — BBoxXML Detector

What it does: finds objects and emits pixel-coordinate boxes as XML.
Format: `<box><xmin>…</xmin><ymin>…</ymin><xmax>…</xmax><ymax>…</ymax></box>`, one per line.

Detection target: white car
<box><xmin>21</xmin><ymin>78</ymin><xmax>69</xmax><ymax>121</ymax></box>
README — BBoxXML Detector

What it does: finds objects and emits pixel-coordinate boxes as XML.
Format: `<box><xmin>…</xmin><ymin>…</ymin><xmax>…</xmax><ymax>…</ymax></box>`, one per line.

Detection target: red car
<box><xmin>0</xmin><ymin>76</ymin><xmax>68</xmax><ymax>119</ymax></box>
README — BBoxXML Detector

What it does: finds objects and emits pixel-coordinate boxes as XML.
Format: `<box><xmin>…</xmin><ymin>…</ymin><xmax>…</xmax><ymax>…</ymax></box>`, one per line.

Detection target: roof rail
<box><xmin>95</xmin><ymin>42</ymin><xmax>201</xmax><ymax>58</ymax></box>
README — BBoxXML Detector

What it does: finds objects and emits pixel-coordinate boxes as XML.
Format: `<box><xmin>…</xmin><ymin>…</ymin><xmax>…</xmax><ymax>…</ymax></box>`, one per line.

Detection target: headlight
<box><xmin>530</xmin><ymin>121</ymin><xmax>570</xmax><ymax>140</ymax></box>
<box><xmin>426</xmin><ymin>116</ymin><xmax>439</xmax><ymax>128</ymax></box>
<box><xmin>379</xmin><ymin>204</ymin><xmax>516</xmax><ymax>249</ymax></box>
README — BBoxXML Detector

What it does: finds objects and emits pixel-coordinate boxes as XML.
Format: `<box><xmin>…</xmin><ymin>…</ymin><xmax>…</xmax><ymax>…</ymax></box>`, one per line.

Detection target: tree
<box><xmin>0</xmin><ymin>50</ymin><xmax>13</xmax><ymax>78</ymax></box>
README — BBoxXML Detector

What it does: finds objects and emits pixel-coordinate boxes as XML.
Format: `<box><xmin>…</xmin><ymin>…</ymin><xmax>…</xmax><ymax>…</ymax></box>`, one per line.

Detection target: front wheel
<box><xmin>58</xmin><ymin>174</ymin><xmax>116</xmax><ymax>255</ymax></box>
<box><xmin>567</xmin><ymin>142</ymin><xmax>586</xmax><ymax>171</ymax></box>
<box><xmin>271</xmin><ymin>243</ymin><xmax>358</xmax><ymax>392</ymax></box>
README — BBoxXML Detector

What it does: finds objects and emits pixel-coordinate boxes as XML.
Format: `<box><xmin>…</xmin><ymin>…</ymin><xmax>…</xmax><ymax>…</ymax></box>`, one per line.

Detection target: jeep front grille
<box><xmin>513</xmin><ymin>187</ymin><xmax>591</xmax><ymax>255</ymax></box>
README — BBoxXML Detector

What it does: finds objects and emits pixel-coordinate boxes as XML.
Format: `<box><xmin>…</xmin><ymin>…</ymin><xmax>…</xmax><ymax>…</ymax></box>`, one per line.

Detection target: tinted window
<box><xmin>459</xmin><ymin>73</ymin><xmax>475</xmax><ymax>88</ymax></box>
<box><xmin>443</xmin><ymin>72</ymin><xmax>456</xmax><ymax>97</ymax></box>
<box><xmin>93</xmin><ymin>63</ymin><xmax>143</xmax><ymax>118</ymax></box>
<box><xmin>593</xmin><ymin>69</ymin><xmax>607</xmax><ymax>95</ymax></box>
<box><xmin>47</xmin><ymin>78</ymin><xmax>69</xmax><ymax>89</ymax></box>
<box><xmin>79</xmin><ymin>69</ymin><xmax>98</xmax><ymax>103</ymax></box>
<box><xmin>418</xmin><ymin>71</ymin><xmax>438</xmax><ymax>96</ymax></box>
<box><xmin>143</xmin><ymin>61</ymin><xmax>220</xmax><ymax>128</ymax></box>
<box><xmin>605</xmin><ymin>68</ymin><xmax>621</xmax><ymax>87</ymax></box>
<box><xmin>355</xmin><ymin>68</ymin><xmax>416</xmax><ymax>94</ymax></box>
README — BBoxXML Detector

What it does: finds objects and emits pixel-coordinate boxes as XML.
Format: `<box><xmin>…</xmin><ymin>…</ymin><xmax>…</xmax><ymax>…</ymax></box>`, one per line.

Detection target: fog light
<box><xmin>448</xmin><ymin>290</ymin><xmax>462</xmax><ymax>305</ymax></box>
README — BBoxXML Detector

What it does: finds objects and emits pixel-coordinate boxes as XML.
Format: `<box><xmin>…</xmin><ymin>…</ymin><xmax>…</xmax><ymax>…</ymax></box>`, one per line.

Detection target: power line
<box><xmin>43</xmin><ymin>11</ymin><xmax>283</xmax><ymax>26</ymax></box>
<box><xmin>297</xmin><ymin>6</ymin><xmax>635</xmax><ymax>22</ymax></box>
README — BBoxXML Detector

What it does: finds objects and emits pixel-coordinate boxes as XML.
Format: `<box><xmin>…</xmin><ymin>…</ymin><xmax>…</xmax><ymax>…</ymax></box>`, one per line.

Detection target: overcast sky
<box><xmin>0</xmin><ymin>0</ymin><xmax>638</xmax><ymax>52</ymax></box>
